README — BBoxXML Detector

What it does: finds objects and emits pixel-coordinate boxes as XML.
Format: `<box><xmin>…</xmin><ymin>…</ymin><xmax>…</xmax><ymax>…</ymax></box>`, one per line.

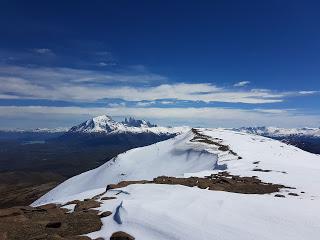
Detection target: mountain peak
<box><xmin>92</xmin><ymin>115</ymin><xmax>113</xmax><ymax>122</ymax></box>
<box><xmin>122</xmin><ymin>117</ymin><xmax>157</xmax><ymax>128</ymax></box>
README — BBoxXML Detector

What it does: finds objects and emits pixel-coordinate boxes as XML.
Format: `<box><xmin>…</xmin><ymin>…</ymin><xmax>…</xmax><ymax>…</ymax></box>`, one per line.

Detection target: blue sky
<box><xmin>0</xmin><ymin>0</ymin><xmax>320</xmax><ymax>128</ymax></box>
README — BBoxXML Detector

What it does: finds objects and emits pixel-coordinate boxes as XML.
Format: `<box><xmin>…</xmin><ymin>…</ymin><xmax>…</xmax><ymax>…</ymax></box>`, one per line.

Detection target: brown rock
<box><xmin>45</xmin><ymin>221</ymin><xmax>62</xmax><ymax>228</ymax></box>
<box><xmin>40</xmin><ymin>204</ymin><xmax>58</xmax><ymax>210</ymax></box>
<box><xmin>0</xmin><ymin>232</ymin><xmax>8</xmax><ymax>240</ymax></box>
<box><xmin>110</xmin><ymin>231</ymin><xmax>135</xmax><ymax>240</ymax></box>
<box><xmin>0</xmin><ymin>203</ymin><xmax>102</xmax><ymax>239</ymax></box>
<box><xmin>0</xmin><ymin>208</ymin><xmax>23</xmax><ymax>218</ymax></box>
<box><xmin>288</xmin><ymin>193</ymin><xmax>299</xmax><ymax>196</ymax></box>
<box><xmin>101</xmin><ymin>197</ymin><xmax>117</xmax><ymax>201</ymax></box>
<box><xmin>99</xmin><ymin>211</ymin><xmax>112</xmax><ymax>218</ymax></box>
<box><xmin>74</xmin><ymin>199</ymin><xmax>101</xmax><ymax>211</ymax></box>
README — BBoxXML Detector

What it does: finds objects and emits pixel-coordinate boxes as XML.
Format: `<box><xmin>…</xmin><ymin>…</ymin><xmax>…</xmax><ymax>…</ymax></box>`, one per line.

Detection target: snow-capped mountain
<box><xmin>33</xmin><ymin>128</ymin><xmax>320</xmax><ymax>240</ymax></box>
<box><xmin>68</xmin><ymin>115</ymin><xmax>188</xmax><ymax>135</ymax></box>
<box><xmin>234</xmin><ymin>126</ymin><xmax>320</xmax><ymax>138</ymax></box>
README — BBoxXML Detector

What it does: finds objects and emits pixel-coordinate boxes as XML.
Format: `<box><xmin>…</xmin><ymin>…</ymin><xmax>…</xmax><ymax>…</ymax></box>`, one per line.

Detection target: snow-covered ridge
<box><xmin>33</xmin><ymin>128</ymin><xmax>320</xmax><ymax>206</ymax></box>
<box><xmin>32</xmin><ymin>128</ymin><xmax>320</xmax><ymax>240</ymax></box>
<box><xmin>68</xmin><ymin>115</ymin><xmax>189</xmax><ymax>135</ymax></box>
<box><xmin>234</xmin><ymin>126</ymin><xmax>320</xmax><ymax>137</ymax></box>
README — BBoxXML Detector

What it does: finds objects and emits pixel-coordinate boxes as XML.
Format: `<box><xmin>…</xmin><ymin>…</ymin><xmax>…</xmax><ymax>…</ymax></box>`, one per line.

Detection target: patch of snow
<box><xmin>61</xmin><ymin>203</ymin><xmax>76</xmax><ymax>213</ymax></box>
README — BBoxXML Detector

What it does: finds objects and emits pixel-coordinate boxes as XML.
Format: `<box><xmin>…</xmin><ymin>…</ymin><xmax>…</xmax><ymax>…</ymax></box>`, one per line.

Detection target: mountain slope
<box><xmin>32</xmin><ymin>128</ymin><xmax>320</xmax><ymax>240</ymax></box>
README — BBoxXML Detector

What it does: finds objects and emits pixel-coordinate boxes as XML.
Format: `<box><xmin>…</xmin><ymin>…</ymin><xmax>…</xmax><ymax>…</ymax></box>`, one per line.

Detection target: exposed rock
<box><xmin>274</xmin><ymin>194</ymin><xmax>286</xmax><ymax>198</ymax></box>
<box><xmin>74</xmin><ymin>199</ymin><xmax>101</xmax><ymax>211</ymax></box>
<box><xmin>190</xmin><ymin>128</ymin><xmax>239</xmax><ymax>157</ymax></box>
<box><xmin>152</xmin><ymin>173</ymin><xmax>289</xmax><ymax>194</ymax></box>
<box><xmin>0</xmin><ymin>207</ymin><xmax>23</xmax><ymax>218</ymax></box>
<box><xmin>288</xmin><ymin>193</ymin><xmax>299</xmax><ymax>196</ymax></box>
<box><xmin>106</xmin><ymin>180</ymin><xmax>149</xmax><ymax>191</ymax></box>
<box><xmin>99</xmin><ymin>211</ymin><xmax>112</xmax><ymax>218</ymax></box>
<box><xmin>46</xmin><ymin>221</ymin><xmax>62</xmax><ymax>228</ymax></box>
<box><xmin>101</xmin><ymin>197</ymin><xmax>117</xmax><ymax>201</ymax></box>
<box><xmin>105</xmin><ymin>171</ymin><xmax>289</xmax><ymax>195</ymax></box>
<box><xmin>110</xmin><ymin>231</ymin><xmax>135</xmax><ymax>240</ymax></box>
<box><xmin>252</xmin><ymin>168</ymin><xmax>272</xmax><ymax>172</ymax></box>
<box><xmin>0</xmin><ymin>201</ymin><xmax>102</xmax><ymax>239</ymax></box>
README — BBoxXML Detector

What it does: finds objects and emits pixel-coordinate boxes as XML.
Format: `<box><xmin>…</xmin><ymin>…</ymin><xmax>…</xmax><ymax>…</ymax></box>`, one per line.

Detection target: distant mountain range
<box><xmin>233</xmin><ymin>126</ymin><xmax>320</xmax><ymax>138</ymax></box>
<box><xmin>233</xmin><ymin>126</ymin><xmax>320</xmax><ymax>154</ymax></box>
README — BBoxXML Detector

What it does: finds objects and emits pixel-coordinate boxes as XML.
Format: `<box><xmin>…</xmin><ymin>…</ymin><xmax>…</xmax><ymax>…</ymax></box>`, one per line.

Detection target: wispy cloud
<box><xmin>135</xmin><ymin>101</ymin><xmax>156</xmax><ymax>107</ymax></box>
<box><xmin>97</xmin><ymin>62</ymin><xmax>116</xmax><ymax>67</ymax></box>
<box><xmin>107</xmin><ymin>102</ymin><xmax>126</xmax><ymax>107</ymax></box>
<box><xmin>298</xmin><ymin>91</ymin><xmax>319</xmax><ymax>95</ymax></box>
<box><xmin>32</xmin><ymin>48</ymin><xmax>54</xmax><ymax>55</ymax></box>
<box><xmin>234</xmin><ymin>81</ymin><xmax>250</xmax><ymax>87</ymax></box>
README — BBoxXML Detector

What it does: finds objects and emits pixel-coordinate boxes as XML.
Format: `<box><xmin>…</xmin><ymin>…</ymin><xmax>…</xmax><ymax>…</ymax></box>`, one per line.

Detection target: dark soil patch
<box><xmin>0</xmin><ymin>171</ymin><xmax>64</xmax><ymax>209</ymax></box>
<box><xmin>106</xmin><ymin>172</ymin><xmax>290</xmax><ymax>195</ymax></box>
<box><xmin>0</xmin><ymin>199</ymin><xmax>102</xmax><ymax>240</ymax></box>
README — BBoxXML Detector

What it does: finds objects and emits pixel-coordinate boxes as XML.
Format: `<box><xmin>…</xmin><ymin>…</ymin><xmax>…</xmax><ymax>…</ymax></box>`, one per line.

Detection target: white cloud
<box><xmin>298</xmin><ymin>91</ymin><xmax>318</xmax><ymax>95</ymax></box>
<box><xmin>136</xmin><ymin>101</ymin><xmax>155</xmax><ymax>107</ymax></box>
<box><xmin>107</xmin><ymin>102</ymin><xmax>126</xmax><ymax>107</ymax></box>
<box><xmin>97</xmin><ymin>62</ymin><xmax>116</xmax><ymax>67</ymax></box>
<box><xmin>160</xmin><ymin>100</ymin><xmax>174</xmax><ymax>104</ymax></box>
<box><xmin>0</xmin><ymin>106</ymin><xmax>319</xmax><ymax>128</ymax></box>
<box><xmin>33</xmin><ymin>48</ymin><xmax>53</xmax><ymax>54</ymax></box>
<box><xmin>234</xmin><ymin>81</ymin><xmax>250</xmax><ymax>87</ymax></box>
<box><xmin>253</xmin><ymin>108</ymin><xmax>294</xmax><ymax>114</ymax></box>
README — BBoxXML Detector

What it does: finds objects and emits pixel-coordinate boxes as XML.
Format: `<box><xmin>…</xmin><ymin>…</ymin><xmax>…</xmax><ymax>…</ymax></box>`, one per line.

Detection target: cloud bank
<box><xmin>0</xmin><ymin>65</ymin><xmax>317</xmax><ymax>104</ymax></box>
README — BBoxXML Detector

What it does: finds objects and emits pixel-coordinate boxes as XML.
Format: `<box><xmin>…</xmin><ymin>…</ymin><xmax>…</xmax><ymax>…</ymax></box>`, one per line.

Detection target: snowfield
<box><xmin>86</xmin><ymin>184</ymin><xmax>320</xmax><ymax>240</ymax></box>
<box><xmin>33</xmin><ymin>128</ymin><xmax>320</xmax><ymax>240</ymax></box>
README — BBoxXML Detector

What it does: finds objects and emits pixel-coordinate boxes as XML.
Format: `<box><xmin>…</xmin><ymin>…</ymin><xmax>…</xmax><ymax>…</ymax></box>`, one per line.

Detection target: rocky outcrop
<box><xmin>0</xmin><ymin>201</ymin><xmax>103</xmax><ymax>240</ymax></box>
